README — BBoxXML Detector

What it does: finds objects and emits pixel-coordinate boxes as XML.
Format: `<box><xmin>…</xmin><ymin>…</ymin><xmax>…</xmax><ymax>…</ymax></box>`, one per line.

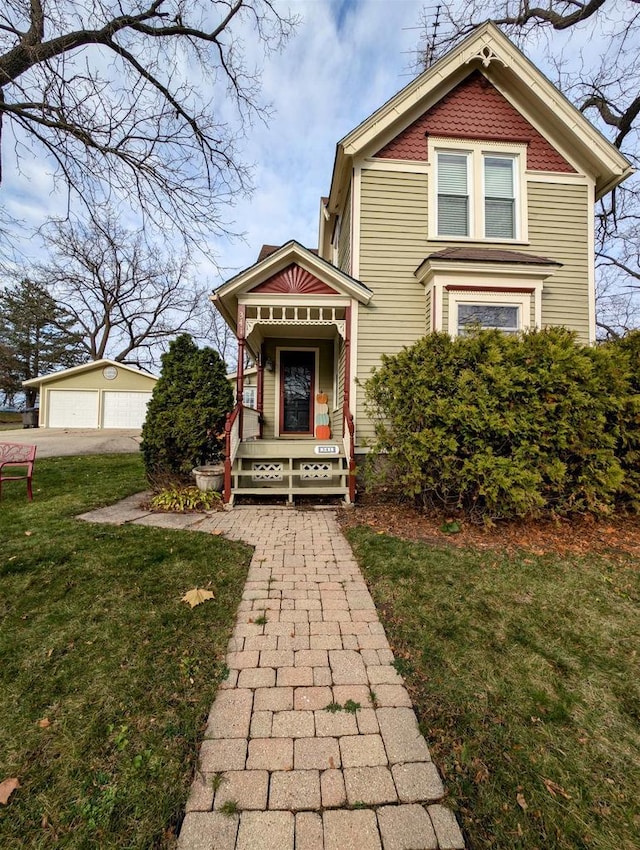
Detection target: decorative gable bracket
<box><xmin>466</xmin><ymin>44</ymin><xmax>508</xmax><ymax>68</ymax></box>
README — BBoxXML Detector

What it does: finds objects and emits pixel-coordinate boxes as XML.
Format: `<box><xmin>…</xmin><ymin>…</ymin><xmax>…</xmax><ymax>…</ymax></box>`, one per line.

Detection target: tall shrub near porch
<box><xmin>364</xmin><ymin>328</ymin><xmax>626</xmax><ymax>521</ymax></box>
<box><xmin>141</xmin><ymin>334</ymin><xmax>233</xmax><ymax>478</ymax></box>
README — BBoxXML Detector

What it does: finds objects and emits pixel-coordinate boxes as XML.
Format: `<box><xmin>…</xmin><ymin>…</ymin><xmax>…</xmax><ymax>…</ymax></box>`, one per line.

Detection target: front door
<box><xmin>279</xmin><ymin>350</ymin><xmax>315</xmax><ymax>435</ymax></box>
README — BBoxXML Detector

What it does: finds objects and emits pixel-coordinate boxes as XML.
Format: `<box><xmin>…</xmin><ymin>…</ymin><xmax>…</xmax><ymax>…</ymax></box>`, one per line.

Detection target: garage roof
<box><xmin>23</xmin><ymin>359</ymin><xmax>157</xmax><ymax>387</ymax></box>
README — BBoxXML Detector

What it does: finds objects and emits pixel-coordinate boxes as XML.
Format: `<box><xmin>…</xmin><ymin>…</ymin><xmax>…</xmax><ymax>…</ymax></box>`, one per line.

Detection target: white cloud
<box><xmin>206</xmin><ymin>0</ymin><xmax>426</xmax><ymax>276</ymax></box>
<box><xmin>2</xmin><ymin>0</ymin><xmax>621</xmax><ymax>287</ymax></box>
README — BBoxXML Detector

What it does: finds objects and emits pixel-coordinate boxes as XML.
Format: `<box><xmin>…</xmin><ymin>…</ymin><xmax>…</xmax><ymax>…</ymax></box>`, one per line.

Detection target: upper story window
<box><xmin>437</xmin><ymin>153</ymin><xmax>469</xmax><ymax>236</ymax></box>
<box><xmin>431</xmin><ymin>139</ymin><xmax>527</xmax><ymax>242</ymax></box>
<box><xmin>484</xmin><ymin>156</ymin><xmax>515</xmax><ymax>239</ymax></box>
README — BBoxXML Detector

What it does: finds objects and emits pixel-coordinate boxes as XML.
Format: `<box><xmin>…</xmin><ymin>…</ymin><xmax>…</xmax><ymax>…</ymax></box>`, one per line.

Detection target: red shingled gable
<box><xmin>251</xmin><ymin>263</ymin><xmax>339</xmax><ymax>295</ymax></box>
<box><xmin>376</xmin><ymin>71</ymin><xmax>575</xmax><ymax>172</ymax></box>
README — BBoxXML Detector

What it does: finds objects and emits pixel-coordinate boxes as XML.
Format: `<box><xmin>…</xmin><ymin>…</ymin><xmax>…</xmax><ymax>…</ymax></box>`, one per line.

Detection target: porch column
<box><xmin>237</xmin><ymin>304</ymin><xmax>246</xmax><ymax>435</ymax></box>
<box><xmin>257</xmin><ymin>344</ymin><xmax>265</xmax><ymax>438</ymax></box>
<box><xmin>343</xmin><ymin>303</ymin><xmax>352</xmax><ymax>411</ymax></box>
<box><xmin>343</xmin><ymin>302</ymin><xmax>356</xmax><ymax>502</ymax></box>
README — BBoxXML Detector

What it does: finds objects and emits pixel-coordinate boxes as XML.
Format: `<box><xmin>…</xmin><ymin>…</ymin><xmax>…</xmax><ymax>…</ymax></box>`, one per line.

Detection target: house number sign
<box><xmin>314</xmin><ymin>445</ymin><xmax>339</xmax><ymax>455</ymax></box>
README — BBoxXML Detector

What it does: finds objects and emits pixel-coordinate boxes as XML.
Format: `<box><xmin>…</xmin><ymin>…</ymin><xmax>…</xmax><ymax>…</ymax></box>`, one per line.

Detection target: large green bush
<box><xmin>141</xmin><ymin>335</ymin><xmax>233</xmax><ymax>478</ymax></box>
<box><xmin>605</xmin><ymin>330</ymin><xmax>640</xmax><ymax>512</ymax></box>
<box><xmin>364</xmin><ymin>328</ymin><xmax>628</xmax><ymax>521</ymax></box>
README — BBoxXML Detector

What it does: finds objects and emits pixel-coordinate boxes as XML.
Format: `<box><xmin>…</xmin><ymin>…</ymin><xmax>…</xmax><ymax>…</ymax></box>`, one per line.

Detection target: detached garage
<box><xmin>23</xmin><ymin>360</ymin><xmax>158</xmax><ymax>429</ymax></box>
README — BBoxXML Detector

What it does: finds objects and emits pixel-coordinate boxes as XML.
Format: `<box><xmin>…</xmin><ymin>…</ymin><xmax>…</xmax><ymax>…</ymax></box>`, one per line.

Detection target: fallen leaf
<box><xmin>210</xmin><ymin>529</ymin><xmax>224</xmax><ymax>536</ymax></box>
<box><xmin>182</xmin><ymin>588</ymin><xmax>215</xmax><ymax>608</ymax></box>
<box><xmin>516</xmin><ymin>792</ymin><xmax>528</xmax><ymax>810</ymax></box>
<box><xmin>24</xmin><ymin>531</ymin><xmax>33</xmax><ymax>536</ymax></box>
<box><xmin>0</xmin><ymin>778</ymin><xmax>20</xmax><ymax>805</ymax></box>
<box><xmin>543</xmin><ymin>778</ymin><xmax>571</xmax><ymax>799</ymax></box>
<box><xmin>37</xmin><ymin>718</ymin><xmax>51</xmax><ymax>728</ymax></box>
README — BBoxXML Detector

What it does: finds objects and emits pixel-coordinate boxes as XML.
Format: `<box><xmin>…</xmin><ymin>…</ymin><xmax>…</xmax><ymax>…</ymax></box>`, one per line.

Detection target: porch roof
<box><xmin>211</xmin><ymin>241</ymin><xmax>372</xmax><ymax>339</ymax></box>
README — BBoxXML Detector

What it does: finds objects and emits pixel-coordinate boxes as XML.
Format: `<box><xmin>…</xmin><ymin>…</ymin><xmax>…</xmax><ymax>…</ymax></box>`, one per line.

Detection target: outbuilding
<box><xmin>23</xmin><ymin>359</ymin><xmax>158</xmax><ymax>429</ymax></box>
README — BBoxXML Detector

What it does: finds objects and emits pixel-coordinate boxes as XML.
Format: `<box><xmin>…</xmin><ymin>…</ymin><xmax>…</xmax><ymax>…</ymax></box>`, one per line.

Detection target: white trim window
<box><xmin>447</xmin><ymin>290</ymin><xmax>532</xmax><ymax>337</ymax></box>
<box><xmin>437</xmin><ymin>152</ymin><xmax>470</xmax><ymax>237</ymax></box>
<box><xmin>484</xmin><ymin>156</ymin><xmax>515</xmax><ymax>239</ymax></box>
<box><xmin>431</xmin><ymin>139</ymin><xmax>526</xmax><ymax>242</ymax></box>
<box><xmin>242</xmin><ymin>386</ymin><xmax>257</xmax><ymax>408</ymax></box>
<box><xmin>457</xmin><ymin>303</ymin><xmax>519</xmax><ymax>334</ymax></box>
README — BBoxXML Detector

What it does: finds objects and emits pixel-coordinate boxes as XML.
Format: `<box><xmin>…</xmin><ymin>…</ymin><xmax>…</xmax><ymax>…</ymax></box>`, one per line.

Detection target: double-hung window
<box><xmin>432</xmin><ymin>142</ymin><xmax>524</xmax><ymax>241</ymax></box>
<box><xmin>437</xmin><ymin>153</ymin><xmax>470</xmax><ymax>237</ymax></box>
<box><xmin>484</xmin><ymin>156</ymin><xmax>515</xmax><ymax>238</ymax></box>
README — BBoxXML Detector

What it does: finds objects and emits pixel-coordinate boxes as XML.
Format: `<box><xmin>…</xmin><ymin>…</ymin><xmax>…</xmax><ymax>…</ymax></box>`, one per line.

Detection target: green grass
<box><xmin>0</xmin><ymin>454</ymin><xmax>251</xmax><ymax>849</ymax></box>
<box><xmin>345</xmin><ymin>526</ymin><xmax>640</xmax><ymax>850</ymax></box>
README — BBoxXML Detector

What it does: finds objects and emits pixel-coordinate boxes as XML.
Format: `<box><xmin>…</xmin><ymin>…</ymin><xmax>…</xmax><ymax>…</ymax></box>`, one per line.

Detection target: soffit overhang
<box><xmin>211</xmin><ymin>240</ymin><xmax>372</xmax><ymax>335</ymax></box>
<box><xmin>327</xmin><ymin>22</ymin><xmax>633</xmax><ymax>212</ymax></box>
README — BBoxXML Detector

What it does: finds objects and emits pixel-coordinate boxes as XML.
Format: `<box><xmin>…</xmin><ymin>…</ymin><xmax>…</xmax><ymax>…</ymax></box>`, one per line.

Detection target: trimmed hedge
<box><xmin>364</xmin><ymin>327</ymin><xmax>631</xmax><ymax>521</ymax></box>
<box><xmin>141</xmin><ymin>334</ymin><xmax>233</xmax><ymax>478</ymax></box>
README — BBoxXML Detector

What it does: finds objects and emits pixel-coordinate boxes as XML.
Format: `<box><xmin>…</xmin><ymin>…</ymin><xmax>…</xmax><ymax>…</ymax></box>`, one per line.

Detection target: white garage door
<box><xmin>48</xmin><ymin>390</ymin><xmax>99</xmax><ymax>428</ymax></box>
<box><xmin>102</xmin><ymin>392</ymin><xmax>152</xmax><ymax>429</ymax></box>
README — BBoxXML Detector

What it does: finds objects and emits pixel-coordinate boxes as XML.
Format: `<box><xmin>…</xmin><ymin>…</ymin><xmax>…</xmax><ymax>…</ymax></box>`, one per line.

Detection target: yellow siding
<box><xmin>261</xmin><ymin>338</ymin><xmax>336</xmax><ymax>439</ymax></box>
<box><xmin>421</xmin><ymin>181</ymin><xmax>591</xmax><ymax>340</ymax></box>
<box><xmin>356</xmin><ymin>169</ymin><xmax>430</xmax><ymax>445</ymax></box>
<box><xmin>527</xmin><ymin>182</ymin><xmax>590</xmax><ymax>342</ymax></box>
<box><xmin>338</xmin><ymin>187</ymin><xmax>352</xmax><ymax>274</ymax></box>
<box><xmin>332</xmin><ymin>337</ymin><xmax>345</xmax><ymax>437</ymax></box>
<box><xmin>41</xmin><ymin>367</ymin><xmax>156</xmax><ymax>392</ymax></box>
<box><xmin>441</xmin><ymin>290</ymin><xmax>449</xmax><ymax>331</ymax></box>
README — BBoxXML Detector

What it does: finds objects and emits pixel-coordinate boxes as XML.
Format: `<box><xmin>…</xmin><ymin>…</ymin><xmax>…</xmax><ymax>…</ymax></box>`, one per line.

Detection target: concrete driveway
<box><xmin>0</xmin><ymin>428</ymin><xmax>142</xmax><ymax>458</ymax></box>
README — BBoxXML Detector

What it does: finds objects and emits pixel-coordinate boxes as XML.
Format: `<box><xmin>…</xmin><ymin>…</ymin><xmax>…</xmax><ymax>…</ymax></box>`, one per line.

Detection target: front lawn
<box><xmin>346</xmin><ymin>526</ymin><xmax>640</xmax><ymax>850</ymax></box>
<box><xmin>0</xmin><ymin>454</ymin><xmax>251</xmax><ymax>849</ymax></box>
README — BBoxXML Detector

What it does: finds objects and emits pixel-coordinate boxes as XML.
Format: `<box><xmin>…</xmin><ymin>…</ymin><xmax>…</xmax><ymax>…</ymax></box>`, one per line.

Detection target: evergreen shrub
<box><xmin>141</xmin><ymin>334</ymin><xmax>233</xmax><ymax>479</ymax></box>
<box><xmin>364</xmin><ymin>327</ymin><xmax>627</xmax><ymax>521</ymax></box>
<box><xmin>606</xmin><ymin>330</ymin><xmax>640</xmax><ymax>511</ymax></box>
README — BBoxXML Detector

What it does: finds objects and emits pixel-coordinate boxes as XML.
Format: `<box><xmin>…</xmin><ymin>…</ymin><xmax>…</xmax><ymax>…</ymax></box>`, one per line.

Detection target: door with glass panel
<box><xmin>279</xmin><ymin>350</ymin><xmax>315</xmax><ymax>435</ymax></box>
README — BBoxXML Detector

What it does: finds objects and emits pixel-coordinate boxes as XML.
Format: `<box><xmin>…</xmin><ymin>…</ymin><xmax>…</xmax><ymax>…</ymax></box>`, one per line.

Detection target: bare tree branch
<box><xmin>36</xmin><ymin>209</ymin><xmax>210</xmax><ymax>369</ymax></box>
<box><xmin>417</xmin><ymin>0</ymin><xmax>640</xmax><ymax>331</ymax></box>
<box><xmin>0</xmin><ymin>1</ymin><xmax>298</xmax><ymax>247</ymax></box>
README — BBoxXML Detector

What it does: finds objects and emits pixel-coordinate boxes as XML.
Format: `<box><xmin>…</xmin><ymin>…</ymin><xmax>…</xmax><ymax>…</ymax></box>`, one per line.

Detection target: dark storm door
<box><xmin>279</xmin><ymin>350</ymin><xmax>315</xmax><ymax>435</ymax></box>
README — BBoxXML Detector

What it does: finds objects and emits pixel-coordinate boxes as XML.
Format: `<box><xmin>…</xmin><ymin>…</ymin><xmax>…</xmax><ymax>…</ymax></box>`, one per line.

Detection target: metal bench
<box><xmin>0</xmin><ymin>442</ymin><xmax>37</xmax><ymax>501</ymax></box>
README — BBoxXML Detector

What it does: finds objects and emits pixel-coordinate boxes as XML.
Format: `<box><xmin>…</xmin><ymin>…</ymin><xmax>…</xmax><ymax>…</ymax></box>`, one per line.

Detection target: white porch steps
<box><xmin>230</xmin><ymin>439</ymin><xmax>350</xmax><ymax>504</ymax></box>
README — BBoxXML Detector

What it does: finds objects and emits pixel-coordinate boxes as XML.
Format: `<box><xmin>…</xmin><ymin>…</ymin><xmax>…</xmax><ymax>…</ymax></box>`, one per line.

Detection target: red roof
<box><xmin>376</xmin><ymin>71</ymin><xmax>574</xmax><ymax>173</ymax></box>
<box><xmin>426</xmin><ymin>247</ymin><xmax>560</xmax><ymax>265</ymax></box>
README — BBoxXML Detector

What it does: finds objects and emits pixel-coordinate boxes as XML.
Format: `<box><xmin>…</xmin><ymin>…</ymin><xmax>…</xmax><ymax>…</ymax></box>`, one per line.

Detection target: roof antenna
<box><xmin>423</xmin><ymin>5</ymin><xmax>441</xmax><ymax>69</ymax></box>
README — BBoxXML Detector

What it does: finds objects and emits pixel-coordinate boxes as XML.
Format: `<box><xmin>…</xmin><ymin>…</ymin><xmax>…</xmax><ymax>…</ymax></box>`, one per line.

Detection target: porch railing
<box><xmin>223</xmin><ymin>404</ymin><xmax>241</xmax><ymax>503</ymax></box>
<box><xmin>242</xmin><ymin>405</ymin><xmax>260</xmax><ymax>440</ymax></box>
<box><xmin>224</xmin><ymin>404</ymin><xmax>262</xmax><ymax>503</ymax></box>
<box><xmin>342</xmin><ymin>402</ymin><xmax>356</xmax><ymax>502</ymax></box>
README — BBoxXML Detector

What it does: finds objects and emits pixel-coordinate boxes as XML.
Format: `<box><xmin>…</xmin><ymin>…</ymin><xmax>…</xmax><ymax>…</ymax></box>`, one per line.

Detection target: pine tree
<box><xmin>0</xmin><ymin>279</ymin><xmax>82</xmax><ymax>407</ymax></box>
<box><xmin>141</xmin><ymin>334</ymin><xmax>233</xmax><ymax>478</ymax></box>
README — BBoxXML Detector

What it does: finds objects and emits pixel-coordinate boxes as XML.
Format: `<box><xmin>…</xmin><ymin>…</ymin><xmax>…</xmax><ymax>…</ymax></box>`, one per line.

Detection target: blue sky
<box><xmin>1</xmin><ymin>0</ymin><xmax>430</xmax><ymax>285</ymax></box>
<box><xmin>1</xmin><ymin>0</ymin><xmax>627</xmax><ymax>290</ymax></box>
<box><xmin>203</xmin><ymin>0</ymin><xmax>430</xmax><ymax>281</ymax></box>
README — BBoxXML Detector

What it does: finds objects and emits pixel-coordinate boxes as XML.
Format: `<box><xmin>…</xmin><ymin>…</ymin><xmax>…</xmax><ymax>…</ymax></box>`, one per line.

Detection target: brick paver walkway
<box><xmin>80</xmin><ymin>501</ymin><xmax>465</xmax><ymax>850</ymax></box>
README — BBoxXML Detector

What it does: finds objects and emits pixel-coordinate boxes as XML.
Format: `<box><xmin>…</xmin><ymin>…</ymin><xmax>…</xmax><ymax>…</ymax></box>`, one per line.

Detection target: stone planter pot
<box><xmin>192</xmin><ymin>464</ymin><xmax>224</xmax><ymax>492</ymax></box>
